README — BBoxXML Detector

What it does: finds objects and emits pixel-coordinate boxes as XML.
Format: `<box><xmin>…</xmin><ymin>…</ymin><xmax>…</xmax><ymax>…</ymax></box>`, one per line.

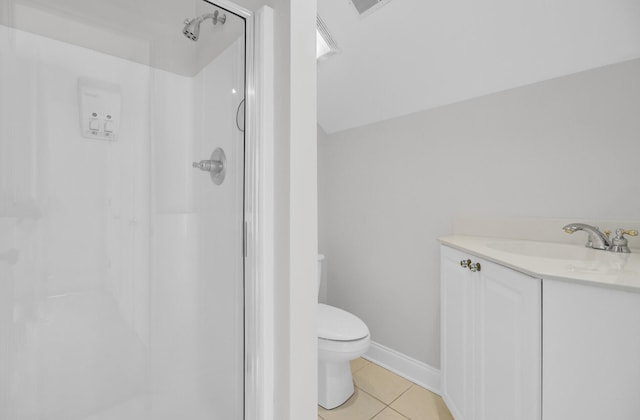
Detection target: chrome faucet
<box><xmin>562</xmin><ymin>223</ymin><xmax>611</xmax><ymax>250</ymax></box>
<box><xmin>563</xmin><ymin>223</ymin><xmax>638</xmax><ymax>252</ymax></box>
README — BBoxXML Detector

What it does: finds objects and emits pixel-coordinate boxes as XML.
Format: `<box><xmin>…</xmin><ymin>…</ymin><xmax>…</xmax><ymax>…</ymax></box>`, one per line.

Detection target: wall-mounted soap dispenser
<box><xmin>78</xmin><ymin>78</ymin><xmax>122</xmax><ymax>141</ymax></box>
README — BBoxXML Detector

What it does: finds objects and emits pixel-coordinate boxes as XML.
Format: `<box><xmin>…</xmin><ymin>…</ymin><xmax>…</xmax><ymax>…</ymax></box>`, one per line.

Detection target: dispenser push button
<box><xmin>89</xmin><ymin>118</ymin><xmax>100</xmax><ymax>131</ymax></box>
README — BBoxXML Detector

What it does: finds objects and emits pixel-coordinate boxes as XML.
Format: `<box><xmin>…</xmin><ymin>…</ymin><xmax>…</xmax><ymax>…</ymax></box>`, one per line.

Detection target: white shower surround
<box><xmin>0</xmin><ymin>1</ymin><xmax>276</xmax><ymax>417</ymax></box>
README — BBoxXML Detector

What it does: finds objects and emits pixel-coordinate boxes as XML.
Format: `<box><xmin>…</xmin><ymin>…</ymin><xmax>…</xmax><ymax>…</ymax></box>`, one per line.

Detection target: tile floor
<box><xmin>318</xmin><ymin>358</ymin><xmax>454</xmax><ymax>420</ymax></box>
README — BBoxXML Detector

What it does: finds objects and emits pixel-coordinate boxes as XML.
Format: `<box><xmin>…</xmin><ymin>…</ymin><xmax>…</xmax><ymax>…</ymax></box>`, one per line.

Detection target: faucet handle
<box><xmin>604</xmin><ymin>229</ymin><xmax>611</xmax><ymax>238</ymax></box>
<box><xmin>609</xmin><ymin>228</ymin><xmax>638</xmax><ymax>253</ymax></box>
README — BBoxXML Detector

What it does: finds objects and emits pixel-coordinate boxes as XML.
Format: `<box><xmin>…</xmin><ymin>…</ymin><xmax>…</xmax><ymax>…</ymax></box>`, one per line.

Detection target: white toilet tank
<box><xmin>317</xmin><ymin>254</ymin><xmax>325</xmax><ymax>296</ymax></box>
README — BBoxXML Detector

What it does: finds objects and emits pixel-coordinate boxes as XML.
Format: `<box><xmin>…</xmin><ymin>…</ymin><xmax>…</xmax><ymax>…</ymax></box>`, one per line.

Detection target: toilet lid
<box><xmin>318</xmin><ymin>304</ymin><xmax>369</xmax><ymax>341</ymax></box>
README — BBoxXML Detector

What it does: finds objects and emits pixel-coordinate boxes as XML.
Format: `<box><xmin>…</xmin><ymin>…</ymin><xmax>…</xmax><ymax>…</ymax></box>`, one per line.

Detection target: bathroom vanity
<box><xmin>439</xmin><ymin>236</ymin><xmax>640</xmax><ymax>420</ymax></box>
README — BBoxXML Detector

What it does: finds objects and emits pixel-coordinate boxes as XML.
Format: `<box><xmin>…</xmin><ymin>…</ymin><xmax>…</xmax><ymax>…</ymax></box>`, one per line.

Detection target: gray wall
<box><xmin>318</xmin><ymin>58</ymin><xmax>640</xmax><ymax>369</ymax></box>
<box><xmin>318</xmin><ymin>125</ymin><xmax>329</xmax><ymax>304</ymax></box>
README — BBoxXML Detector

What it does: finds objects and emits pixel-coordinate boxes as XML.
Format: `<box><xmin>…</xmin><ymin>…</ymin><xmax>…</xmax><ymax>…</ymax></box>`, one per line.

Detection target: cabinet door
<box><xmin>475</xmin><ymin>258</ymin><xmax>541</xmax><ymax>420</ymax></box>
<box><xmin>441</xmin><ymin>246</ymin><xmax>475</xmax><ymax>420</ymax></box>
<box><xmin>543</xmin><ymin>280</ymin><xmax>640</xmax><ymax>420</ymax></box>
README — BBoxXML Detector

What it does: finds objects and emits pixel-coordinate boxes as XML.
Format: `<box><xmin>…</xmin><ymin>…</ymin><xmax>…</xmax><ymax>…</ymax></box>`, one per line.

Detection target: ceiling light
<box><xmin>316</xmin><ymin>16</ymin><xmax>339</xmax><ymax>61</ymax></box>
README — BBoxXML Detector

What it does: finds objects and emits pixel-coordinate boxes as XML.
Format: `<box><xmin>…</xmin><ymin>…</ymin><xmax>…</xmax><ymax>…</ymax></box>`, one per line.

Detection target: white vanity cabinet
<box><xmin>441</xmin><ymin>245</ymin><xmax>542</xmax><ymax>420</ymax></box>
<box><xmin>441</xmin><ymin>246</ymin><xmax>475</xmax><ymax>419</ymax></box>
<box><xmin>543</xmin><ymin>279</ymin><xmax>640</xmax><ymax>420</ymax></box>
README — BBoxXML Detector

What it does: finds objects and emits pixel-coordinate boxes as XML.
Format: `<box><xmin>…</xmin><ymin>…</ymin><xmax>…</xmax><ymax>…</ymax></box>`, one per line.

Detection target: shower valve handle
<box><xmin>192</xmin><ymin>148</ymin><xmax>227</xmax><ymax>186</ymax></box>
<box><xmin>193</xmin><ymin>159</ymin><xmax>223</xmax><ymax>173</ymax></box>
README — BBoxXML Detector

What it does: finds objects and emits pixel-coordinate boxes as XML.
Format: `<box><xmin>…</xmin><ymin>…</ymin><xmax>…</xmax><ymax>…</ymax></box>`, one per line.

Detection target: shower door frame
<box><xmin>244</xmin><ymin>6</ymin><xmax>275</xmax><ymax>420</ymax></box>
<box><xmin>207</xmin><ymin>2</ymin><xmax>274</xmax><ymax>419</ymax></box>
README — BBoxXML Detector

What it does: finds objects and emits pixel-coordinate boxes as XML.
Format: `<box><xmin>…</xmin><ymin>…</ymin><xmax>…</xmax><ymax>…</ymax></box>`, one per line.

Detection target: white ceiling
<box><xmin>317</xmin><ymin>0</ymin><xmax>640</xmax><ymax>134</ymax></box>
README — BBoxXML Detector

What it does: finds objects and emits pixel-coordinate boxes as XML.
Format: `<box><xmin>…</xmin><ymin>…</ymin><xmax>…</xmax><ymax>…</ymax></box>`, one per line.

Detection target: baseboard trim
<box><xmin>363</xmin><ymin>341</ymin><xmax>441</xmax><ymax>396</ymax></box>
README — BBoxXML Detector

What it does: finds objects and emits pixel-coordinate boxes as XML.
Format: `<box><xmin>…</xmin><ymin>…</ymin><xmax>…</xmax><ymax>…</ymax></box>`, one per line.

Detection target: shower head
<box><xmin>182</xmin><ymin>10</ymin><xmax>226</xmax><ymax>41</ymax></box>
<box><xmin>182</xmin><ymin>18</ymin><xmax>200</xmax><ymax>41</ymax></box>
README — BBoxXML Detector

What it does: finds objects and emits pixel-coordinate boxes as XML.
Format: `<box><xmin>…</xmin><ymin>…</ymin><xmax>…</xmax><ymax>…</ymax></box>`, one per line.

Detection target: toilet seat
<box><xmin>318</xmin><ymin>304</ymin><xmax>369</xmax><ymax>341</ymax></box>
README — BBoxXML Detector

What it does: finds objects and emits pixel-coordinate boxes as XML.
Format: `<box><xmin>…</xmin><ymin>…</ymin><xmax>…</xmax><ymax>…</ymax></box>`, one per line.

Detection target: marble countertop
<box><xmin>439</xmin><ymin>235</ymin><xmax>640</xmax><ymax>293</ymax></box>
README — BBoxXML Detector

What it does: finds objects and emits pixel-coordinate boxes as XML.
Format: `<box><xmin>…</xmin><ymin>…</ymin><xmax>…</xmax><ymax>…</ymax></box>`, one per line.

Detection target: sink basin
<box><xmin>486</xmin><ymin>241</ymin><xmax>594</xmax><ymax>261</ymax></box>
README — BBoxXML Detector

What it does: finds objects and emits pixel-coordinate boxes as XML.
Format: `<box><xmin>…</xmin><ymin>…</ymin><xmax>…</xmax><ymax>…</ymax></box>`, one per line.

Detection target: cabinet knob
<box><xmin>460</xmin><ymin>259</ymin><xmax>471</xmax><ymax>268</ymax></box>
<box><xmin>469</xmin><ymin>262</ymin><xmax>481</xmax><ymax>272</ymax></box>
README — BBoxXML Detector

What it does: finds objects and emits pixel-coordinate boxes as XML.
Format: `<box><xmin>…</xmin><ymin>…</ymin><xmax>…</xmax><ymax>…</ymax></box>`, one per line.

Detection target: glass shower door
<box><xmin>0</xmin><ymin>1</ymin><xmax>246</xmax><ymax>418</ymax></box>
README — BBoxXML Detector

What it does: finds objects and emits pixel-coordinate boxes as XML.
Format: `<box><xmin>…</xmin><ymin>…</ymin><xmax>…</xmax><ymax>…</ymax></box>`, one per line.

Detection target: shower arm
<box><xmin>187</xmin><ymin>11</ymin><xmax>226</xmax><ymax>27</ymax></box>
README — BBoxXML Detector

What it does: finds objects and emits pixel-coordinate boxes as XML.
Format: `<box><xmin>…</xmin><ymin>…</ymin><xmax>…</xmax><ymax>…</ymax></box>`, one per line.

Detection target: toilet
<box><xmin>317</xmin><ymin>255</ymin><xmax>370</xmax><ymax>409</ymax></box>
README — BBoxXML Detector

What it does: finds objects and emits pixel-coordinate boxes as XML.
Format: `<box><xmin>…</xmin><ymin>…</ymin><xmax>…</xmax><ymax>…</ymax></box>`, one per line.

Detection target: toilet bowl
<box><xmin>317</xmin><ymin>255</ymin><xmax>370</xmax><ymax>409</ymax></box>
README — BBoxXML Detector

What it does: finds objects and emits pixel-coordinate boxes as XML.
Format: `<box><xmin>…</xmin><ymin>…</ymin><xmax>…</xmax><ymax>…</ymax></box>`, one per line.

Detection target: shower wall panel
<box><xmin>150</xmin><ymin>36</ymin><xmax>245</xmax><ymax>418</ymax></box>
<box><xmin>194</xmin><ymin>37</ymin><xmax>245</xmax><ymax>416</ymax></box>
<box><xmin>0</xmin><ymin>25</ymin><xmax>151</xmax><ymax>419</ymax></box>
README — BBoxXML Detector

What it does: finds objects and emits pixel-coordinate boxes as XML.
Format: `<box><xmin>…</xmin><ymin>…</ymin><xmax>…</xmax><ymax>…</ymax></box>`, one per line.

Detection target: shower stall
<box><xmin>0</xmin><ymin>0</ymin><xmax>261</xmax><ymax>418</ymax></box>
